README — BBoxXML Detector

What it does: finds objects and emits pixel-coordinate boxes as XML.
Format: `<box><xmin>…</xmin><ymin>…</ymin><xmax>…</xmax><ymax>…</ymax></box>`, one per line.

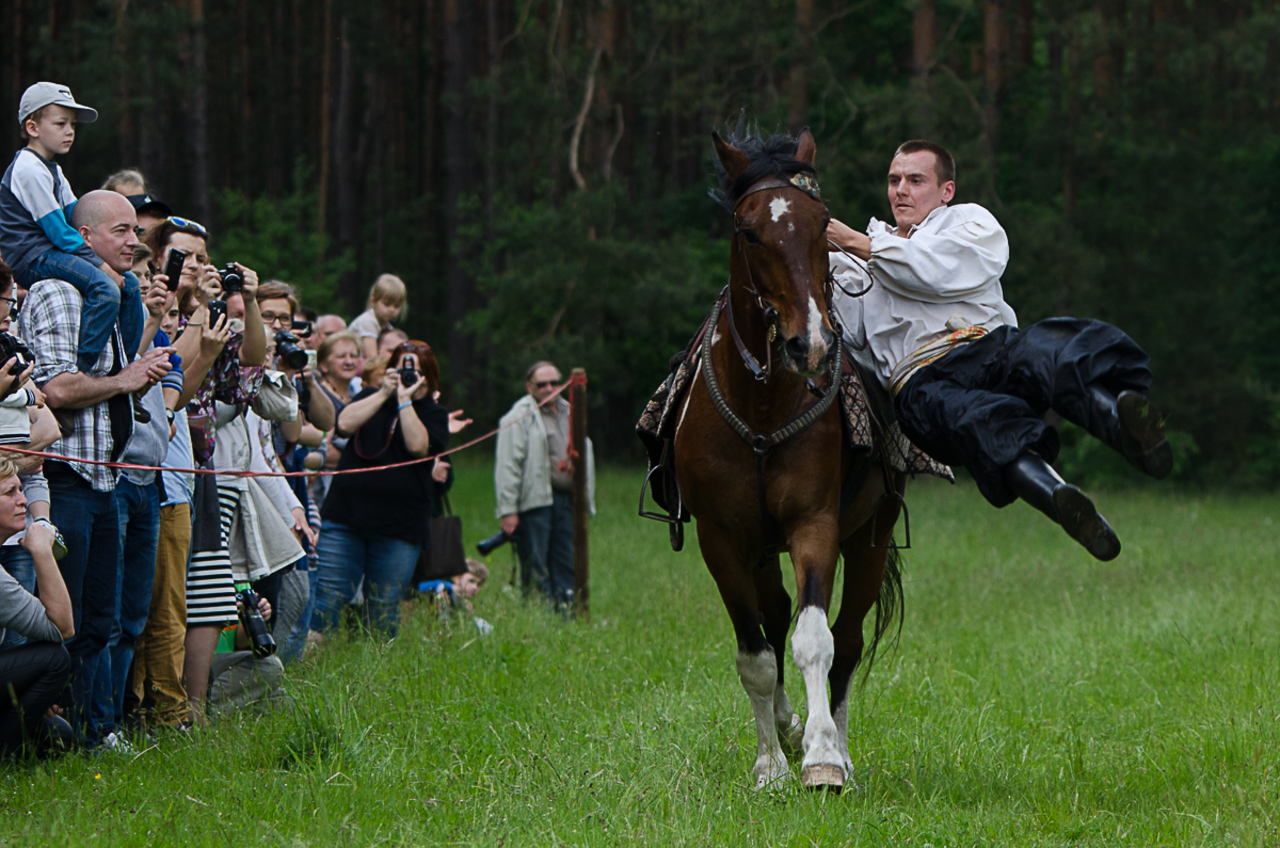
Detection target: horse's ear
<box><xmin>712</xmin><ymin>132</ymin><xmax>751</xmax><ymax>181</ymax></box>
<box><xmin>795</xmin><ymin>127</ymin><xmax>817</xmax><ymax>166</ymax></box>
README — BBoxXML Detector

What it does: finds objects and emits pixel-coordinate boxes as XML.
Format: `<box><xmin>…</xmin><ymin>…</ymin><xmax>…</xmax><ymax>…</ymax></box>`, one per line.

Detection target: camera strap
<box><xmin>353</xmin><ymin>401</ymin><xmax>399</xmax><ymax>461</ymax></box>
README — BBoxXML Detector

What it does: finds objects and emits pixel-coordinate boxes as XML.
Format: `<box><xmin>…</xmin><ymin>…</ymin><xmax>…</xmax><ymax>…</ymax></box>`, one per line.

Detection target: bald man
<box><xmin>16</xmin><ymin>189</ymin><xmax>173</xmax><ymax>749</ymax></box>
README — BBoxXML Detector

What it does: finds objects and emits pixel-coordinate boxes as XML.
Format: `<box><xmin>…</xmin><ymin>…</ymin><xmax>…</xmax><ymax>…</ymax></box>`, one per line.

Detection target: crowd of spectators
<box><xmin>0</xmin><ymin>82</ymin><xmax>488</xmax><ymax>757</ymax></box>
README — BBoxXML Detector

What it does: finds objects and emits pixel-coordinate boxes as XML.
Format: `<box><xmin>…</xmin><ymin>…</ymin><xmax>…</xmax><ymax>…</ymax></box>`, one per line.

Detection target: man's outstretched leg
<box><xmin>1004</xmin><ymin>452</ymin><xmax>1120</xmax><ymax>561</ymax></box>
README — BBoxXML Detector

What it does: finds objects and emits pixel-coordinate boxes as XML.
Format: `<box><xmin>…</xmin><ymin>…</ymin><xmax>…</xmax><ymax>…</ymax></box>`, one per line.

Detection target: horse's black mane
<box><xmin>710</xmin><ymin>119</ymin><xmax>817</xmax><ymax>212</ymax></box>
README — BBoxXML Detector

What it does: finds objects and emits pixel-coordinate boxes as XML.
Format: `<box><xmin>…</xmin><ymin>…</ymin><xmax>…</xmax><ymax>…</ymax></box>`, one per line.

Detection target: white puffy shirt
<box><xmin>830</xmin><ymin>202</ymin><xmax>1018</xmax><ymax>387</ymax></box>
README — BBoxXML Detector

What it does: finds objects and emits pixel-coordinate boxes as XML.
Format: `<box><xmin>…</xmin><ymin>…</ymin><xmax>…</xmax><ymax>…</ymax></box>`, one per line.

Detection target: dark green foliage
<box><xmin>4</xmin><ymin>1</ymin><xmax>1278</xmax><ymax>478</ymax></box>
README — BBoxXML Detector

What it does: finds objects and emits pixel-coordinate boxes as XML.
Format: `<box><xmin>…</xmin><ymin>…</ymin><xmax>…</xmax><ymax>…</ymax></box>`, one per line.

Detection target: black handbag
<box><xmin>415</xmin><ymin>494</ymin><xmax>468</xmax><ymax>583</ymax></box>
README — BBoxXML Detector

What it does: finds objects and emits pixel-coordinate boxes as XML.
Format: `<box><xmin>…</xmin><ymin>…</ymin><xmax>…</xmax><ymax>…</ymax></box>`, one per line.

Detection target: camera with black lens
<box><xmin>236</xmin><ymin>585</ymin><xmax>276</xmax><ymax>659</ymax></box>
<box><xmin>217</xmin><ymin>263</ymin><xmax>244</xmax><ymax>294</ymax></box>
<box><xmin>476</xmin><ymin>529</ymin><xmax>512</xmax><ymax>556</ymax></box>
<box><xmin>274</xmin><ymin>330</ymin><xmax>309</xmax><ymax>370</ymax></box>
<box><xmin>0</xmin><ymin>333</ymin><xmax>34</xmax><ymax>400</ymax></box>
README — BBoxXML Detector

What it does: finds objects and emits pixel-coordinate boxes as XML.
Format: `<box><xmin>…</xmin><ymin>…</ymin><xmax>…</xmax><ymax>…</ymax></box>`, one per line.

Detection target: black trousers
<box><xmin>894</xmin><ymin>317</ymin><xmax>1153</xmax><ymax>507</ymax></box>
<box><xmin>0</xmin><ymin>641</ymin><xmax>72</xmax><ymax>756</ymax></box>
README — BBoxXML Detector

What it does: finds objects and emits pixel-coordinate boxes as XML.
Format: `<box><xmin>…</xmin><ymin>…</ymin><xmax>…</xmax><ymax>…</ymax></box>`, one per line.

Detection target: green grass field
<box><xmin>2</xmin><ymin>460</ymin><xmax>1279</xmax><ymax>846</ymax></box>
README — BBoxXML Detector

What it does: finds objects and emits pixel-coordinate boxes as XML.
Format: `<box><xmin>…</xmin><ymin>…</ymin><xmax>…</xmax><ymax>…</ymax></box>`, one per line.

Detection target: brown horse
<box><xmin>673</xmin><ymin>128</ymin><xmax>905</xmax><ymax>791</ymax></box>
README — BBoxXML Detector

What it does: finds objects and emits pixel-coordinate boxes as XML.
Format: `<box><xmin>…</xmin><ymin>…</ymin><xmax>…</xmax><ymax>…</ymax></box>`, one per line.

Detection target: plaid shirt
<box><xmin>18</xmin><ymin>279</ymin><xmax>130</xmax><ymax>492</ymax></box>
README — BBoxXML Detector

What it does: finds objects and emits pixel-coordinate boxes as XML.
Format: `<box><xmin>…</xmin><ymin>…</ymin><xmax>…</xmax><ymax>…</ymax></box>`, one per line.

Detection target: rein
<box><xmin>701</xmin><ymin>277</ymin><xmax>842</xmax><ymax>557</ymax></box>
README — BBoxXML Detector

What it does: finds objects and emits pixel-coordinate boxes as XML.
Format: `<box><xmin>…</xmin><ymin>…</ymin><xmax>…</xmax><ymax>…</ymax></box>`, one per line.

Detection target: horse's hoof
<box><xmin>801</xmin><ymin>764</ymin><xmax>845</xmax><ymax>792</ymax></box>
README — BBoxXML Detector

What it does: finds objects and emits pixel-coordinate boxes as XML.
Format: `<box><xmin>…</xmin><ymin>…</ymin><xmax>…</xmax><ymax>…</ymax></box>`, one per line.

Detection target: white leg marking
<box><xmin>736</xmin><ymin>649</ymin><xmax>791</xmax><ymax>788</ymax></box>
<box><xmin>792</xmin><ymin>607</ymin><xmax>845</xmax><ymax>778</ymax></box>
<box><xmin>769</xmin><ymin>197</ymin><xmax>791</xmax><ymax>222</ymax></box>
<box><xmin>806</xmin><ymin>296</ymin><xmax>825</xmax><ymax>371</ymax></box>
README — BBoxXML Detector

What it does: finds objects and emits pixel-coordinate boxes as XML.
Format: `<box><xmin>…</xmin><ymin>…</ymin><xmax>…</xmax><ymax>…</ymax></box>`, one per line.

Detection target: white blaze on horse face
<box><xmin>770</xmin><ymin>196</ymin><xmax>791</xmax><ymax>222</ymax></box>
<box><xmin>806</xmin><ymin>296</ymin><xmax>824</xmax><ymax>370</ymax></box>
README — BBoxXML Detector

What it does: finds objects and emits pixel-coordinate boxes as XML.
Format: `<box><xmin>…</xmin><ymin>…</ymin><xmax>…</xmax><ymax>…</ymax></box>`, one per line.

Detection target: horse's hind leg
<box><xmin>698</xmin><ymin>524</ymin><xmax>790</xmax><ymax>788</ymax></box>
<box><xmin>830</xmin><ymin>486</ymin><xmax>904</xmax><ymax>778</ymax></box>
<box><xmin>754</xmin><ymin>554</ymin><xmax>803</xmax><ymax>757</ymax></box>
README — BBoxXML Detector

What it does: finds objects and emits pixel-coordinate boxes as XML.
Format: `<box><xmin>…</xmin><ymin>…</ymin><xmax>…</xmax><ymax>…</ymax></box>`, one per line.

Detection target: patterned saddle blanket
<box><xmin>636</xmin><ymin>319</ymin><xmax>952</xmax><ymax>517</ymax></box>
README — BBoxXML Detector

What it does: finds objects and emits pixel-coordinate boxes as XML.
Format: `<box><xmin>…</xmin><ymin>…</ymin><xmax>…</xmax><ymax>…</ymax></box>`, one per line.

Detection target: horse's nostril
<box><xmin>785</xmin><ymin>336</ymin><xmax>810</xmax><ymax>362</ymax></box>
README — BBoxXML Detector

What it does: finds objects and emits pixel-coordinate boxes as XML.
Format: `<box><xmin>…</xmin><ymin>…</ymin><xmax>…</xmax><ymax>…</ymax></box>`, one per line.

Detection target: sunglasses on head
<box><xmin>166</xmin><ymin>216</ymin><xmax>208</xmax><ymax>236</ymax></box>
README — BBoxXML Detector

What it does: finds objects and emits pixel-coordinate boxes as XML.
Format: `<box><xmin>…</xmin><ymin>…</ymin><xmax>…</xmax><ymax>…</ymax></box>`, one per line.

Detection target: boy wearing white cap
<box><xmin>0</xmin><ymin>82</ymin><xmax>142</xmax><ymax>382</ymax></box>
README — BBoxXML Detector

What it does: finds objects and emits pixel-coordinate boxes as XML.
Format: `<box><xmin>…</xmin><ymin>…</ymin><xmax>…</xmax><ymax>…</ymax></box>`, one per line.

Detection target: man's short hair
<box><xmin>132</xmin><ymin>242</ymin><xmax>154</xmax><ymax>267</ymax></box>
<box><xmin>894</xmin><ymin>140</ymin><xmax>956</xmax><ymax>186</ymax></box>
<box><xmin>102</xmin><ymin>169</ymin><xmax>146</xmax><ymax>193</ymax></box>
<box><xmin>0</xmin><ymin>258</ymin><xmax>12</xmax><ymax>295</ymax></box>
<box><xmin>256</xmin><ymin>280</ymin><xmax>299</xmax><ymax>315</ymax></box>
<box><xmin>377</xmin><ymin>327</ymin><xmax>408</xmax><ymax>347</ymax></box>
<box><xmin>525</xmin><ymin>360</ymin><xmax>559</xmax><ymax>381</ymax></box>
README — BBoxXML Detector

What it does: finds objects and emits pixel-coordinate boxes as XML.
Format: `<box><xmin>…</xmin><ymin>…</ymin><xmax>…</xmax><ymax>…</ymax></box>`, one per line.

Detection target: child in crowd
<box><xmin>348</xmin><ymin>274</ymin><xmax>407</xmax><ymax>359</ymax></box>
<box><xmin>420</xmin><ymin>559</ymin><xmax>489</xmax><ymax>612</ymax></box>
<box><xmin>0</xmin><ymin>83</ymin><xmax>143</xmax><ymax>376</ymax></box>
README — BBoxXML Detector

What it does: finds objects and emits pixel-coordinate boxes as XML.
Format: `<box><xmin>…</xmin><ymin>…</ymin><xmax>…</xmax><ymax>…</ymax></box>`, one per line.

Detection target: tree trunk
<box><xmin>187</xmin><ymin>0</ymin><xmax>211</xmax><ymax>224</ymax></box>
<box><xmin>911</xmin><ymin>0</ymin><xmax>936</xmax><ymax>137</ymax></box>
<box><xmin>787</xmin><ymin>0</ymin><xmax>814</xmax><ymax>132</ymax></box>
<box><xmin>444</xmin><ymin>0</ymin><xmax>479</xmax><ymax>393</ymax></box>
<box><xmin>114</xmin><ymin>0</ymin><xmax>134</xmax><ymax>169</ymax></box>
<box><xmin>317</xmin><ymin>0</ymin><xmax>334</xmax><ymax>280</ymax></box>
<box><xmin>982</xmin><ymin>0</ymin><xmax>1004</xmax><ymax>170</ymax></box>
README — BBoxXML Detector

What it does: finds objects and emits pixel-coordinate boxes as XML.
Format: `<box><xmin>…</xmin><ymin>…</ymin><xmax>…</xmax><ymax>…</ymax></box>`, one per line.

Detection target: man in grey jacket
<box><xmin>494</xmin><ymin>361</ymin><xmax>595</xmax><ymax>605</ymax></box>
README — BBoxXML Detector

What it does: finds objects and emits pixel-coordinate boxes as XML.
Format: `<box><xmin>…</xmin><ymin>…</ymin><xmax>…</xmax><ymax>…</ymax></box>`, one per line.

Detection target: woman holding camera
<box><xmin>309</xmin><ymin>341</ymin><xmax>450</xmax><ymax>638</ymax></box>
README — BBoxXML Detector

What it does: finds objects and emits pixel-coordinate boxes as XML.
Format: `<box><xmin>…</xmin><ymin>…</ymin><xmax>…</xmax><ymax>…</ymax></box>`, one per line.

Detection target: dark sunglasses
<box><xmin>166</xmin><ymin>216</ymin><xmax>208</xmax><ymax>236</ymax></box>
<box><xmin>532</xmin><ymin>380</ymin><xmax>558</xmax><ymax>389</ymax></box>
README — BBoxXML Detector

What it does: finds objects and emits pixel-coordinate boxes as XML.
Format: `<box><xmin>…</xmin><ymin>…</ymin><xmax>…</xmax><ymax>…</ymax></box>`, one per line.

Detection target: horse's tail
<box><xmin>861</xmin><ymin>542</ymin><xmax>905</xmax><ymax>681</ymax></box>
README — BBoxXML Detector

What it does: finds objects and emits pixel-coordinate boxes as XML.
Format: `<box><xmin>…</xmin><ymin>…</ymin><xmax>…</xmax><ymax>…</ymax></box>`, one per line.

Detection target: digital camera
<box><xmin>217</xmin><ymin>263</ymin><xmax>243</xmax><ymax>294</ymax></box>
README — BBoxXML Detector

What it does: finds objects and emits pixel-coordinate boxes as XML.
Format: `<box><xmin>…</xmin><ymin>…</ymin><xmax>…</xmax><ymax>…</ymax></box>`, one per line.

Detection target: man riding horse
<box><xmin>828</xmin><ymin>140</ymin><xmax>1170</xmax><ymax>560</ymax></box>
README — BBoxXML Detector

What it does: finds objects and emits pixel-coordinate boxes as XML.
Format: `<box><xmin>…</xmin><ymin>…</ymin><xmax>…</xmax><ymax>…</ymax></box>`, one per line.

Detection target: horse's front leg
<box><xmin>754</xmin><ymin>554</ymin><xmax>804</xmax><ymax>757</ymax></box>
<box><xmin>696</xmin><ymin>521</ymin><xmax>790</xmax><ymax>789</ymax></box>
<box><xmin>788</xmin><ymin>516</ymin><xmax>845</xmax><ymax>791</ymax></box>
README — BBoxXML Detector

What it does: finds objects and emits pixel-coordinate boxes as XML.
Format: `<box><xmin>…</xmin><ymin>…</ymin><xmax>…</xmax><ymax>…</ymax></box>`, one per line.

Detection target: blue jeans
<box><xmin>516</xmin><ymin>491</ymin><xmax>575</xmax><ymax>605</ymax></box>
<box><xmin>310</xmin><ymin>521</ymin><xmax>420</xmax><ymax>638</ymax></box>
<box><xmin>89</xmin><ymin>479</ymin><xmax>159</xmax><ymax>734</ymax></box>
<box><xmin>21</xmin><ymin>251</ymin><xmax>143</xmax><ymax>372</ymax></box>
<box><xmin>0</xmin><ymin>545</ymin><xmax>35</xmax><ymax>650</ymax></box>
<box><xmin>46</xmin><ymin>464</ymin><xmax>121</xmax><ymax>745</ymax></box>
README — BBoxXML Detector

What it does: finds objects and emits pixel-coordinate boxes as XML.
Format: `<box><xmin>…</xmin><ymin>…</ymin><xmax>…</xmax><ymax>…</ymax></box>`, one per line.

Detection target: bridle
<box><xmin>725</xmin><ymin>173</ymin><xmax>872</xmax><ymax>382</ymax></box>
<box><xmin>703</xmin><ymin>171</ymin><xmax>848</xmax><ymax>556</ymax></box>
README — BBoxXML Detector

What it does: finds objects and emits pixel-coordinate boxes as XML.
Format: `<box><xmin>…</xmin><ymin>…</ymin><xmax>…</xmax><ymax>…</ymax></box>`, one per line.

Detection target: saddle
<box><xmin>636</xmin><ymin>308</ymin><xmax>951</xmax><ymax>548</ymax></box>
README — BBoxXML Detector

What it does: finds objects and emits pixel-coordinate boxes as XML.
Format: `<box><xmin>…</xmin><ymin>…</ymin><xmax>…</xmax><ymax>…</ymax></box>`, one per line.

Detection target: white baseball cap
<box><xmin>18</xmin><ymin>82</ymin><xmax>98</xmax><ymax>126</ymax></box>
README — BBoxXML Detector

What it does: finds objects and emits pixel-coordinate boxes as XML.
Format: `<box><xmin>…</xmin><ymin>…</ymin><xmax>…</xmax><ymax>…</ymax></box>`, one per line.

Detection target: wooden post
<box><xmin>570</xmin><ymin>367</ymin><xmax>589</xmax><ymax>620</ymax></box>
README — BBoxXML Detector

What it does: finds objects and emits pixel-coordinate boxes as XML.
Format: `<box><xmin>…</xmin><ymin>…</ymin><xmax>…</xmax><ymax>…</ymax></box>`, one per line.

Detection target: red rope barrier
<box><xmin>0</xmin><ymin>374</ymin><xmax>588</xmax><ymax>478</ymax></box>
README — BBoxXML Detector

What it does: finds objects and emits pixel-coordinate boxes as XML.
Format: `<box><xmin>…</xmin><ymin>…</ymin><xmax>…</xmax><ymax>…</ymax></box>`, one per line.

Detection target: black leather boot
<box><xmin>1087</xmin><ymin>385</ymin><xmax>1171</xmax><ymax>479</ymax></box>
<box><xmin>1004</xmin><ymin>452</ymin><xmax>1121</xmax><ymax>561</ymax></box>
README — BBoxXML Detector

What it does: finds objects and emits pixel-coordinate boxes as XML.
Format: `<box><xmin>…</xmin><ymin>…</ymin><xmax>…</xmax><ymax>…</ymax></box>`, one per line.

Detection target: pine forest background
<box><xmin>3</xmin><ymin>0</ymin><xmax>1279</xmax><ymax>483</ymax></box>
